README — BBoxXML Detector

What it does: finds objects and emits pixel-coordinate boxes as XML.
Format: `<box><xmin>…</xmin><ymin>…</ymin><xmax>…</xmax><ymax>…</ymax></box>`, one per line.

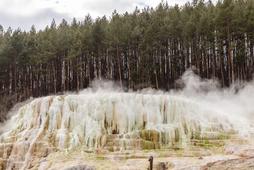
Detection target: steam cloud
<box><xmin>2</xmin><ymin>69</ymin><xmax>254</xmax><ymax>138</ymax></box>
<box><xmin>77</xmin><ymin>69</ymin><xmax>254</xmax><ymax>137</ymax></box>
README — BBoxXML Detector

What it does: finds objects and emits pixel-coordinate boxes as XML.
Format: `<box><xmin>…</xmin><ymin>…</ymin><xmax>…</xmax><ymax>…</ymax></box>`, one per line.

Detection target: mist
<box><xmin>76</xmin><ymin>69</ymin><xmax>254</xmax><ymax>137</ymax></box>
<box><xmin>2</xmin><ymin>69</ymin><xmax>254</xmax><ymax>139</ymax></box>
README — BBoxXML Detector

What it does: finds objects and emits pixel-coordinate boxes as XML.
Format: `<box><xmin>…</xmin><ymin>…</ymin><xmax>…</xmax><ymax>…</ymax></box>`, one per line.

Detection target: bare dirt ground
<box><xmin>37</xmin><ymin>142</ymin><xmax>254</xmax><ymax>170</ymax></box>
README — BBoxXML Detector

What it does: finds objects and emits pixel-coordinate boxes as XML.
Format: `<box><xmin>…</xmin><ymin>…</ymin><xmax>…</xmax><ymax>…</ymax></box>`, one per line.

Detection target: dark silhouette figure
<box><xmin>148</xmin><ymin>156</ymin><xmax>153</xmax><ymax>170</ymax></box>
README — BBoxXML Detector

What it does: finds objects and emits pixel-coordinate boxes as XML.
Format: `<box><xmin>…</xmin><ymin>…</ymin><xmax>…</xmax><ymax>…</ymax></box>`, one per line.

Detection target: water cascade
<box><xmin>0</xmin><ymin>92</ymin><xmax>253</xmax><ymax>169</ymax></box>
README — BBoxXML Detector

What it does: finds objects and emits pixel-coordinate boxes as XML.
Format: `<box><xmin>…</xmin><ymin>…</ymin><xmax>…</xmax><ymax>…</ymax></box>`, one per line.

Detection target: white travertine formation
<box><xmin>0</xmin><ymin>92</ymin><xmax>251</xmax><ymax>169</ymax></box>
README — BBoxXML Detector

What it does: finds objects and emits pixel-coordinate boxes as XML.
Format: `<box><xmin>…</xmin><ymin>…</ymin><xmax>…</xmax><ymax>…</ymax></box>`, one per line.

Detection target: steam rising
<box><xmin>1</xmin><ymin>69</ymin><xmax>254</xmax><ymax>150</ymax></box>
<box><xmin>178</xmin><ymin>70</ymin><xmax>254</xmax><ymax>137</ymax></box>
<box><xmin>83</xmin><ymin>70</ymin><xmax>254</xmax><ymax>126</ymax></box>
<box><xmin>76</xmin><ymin>69</ymin><xmax>254</xmax><ymax>138</ymax></box>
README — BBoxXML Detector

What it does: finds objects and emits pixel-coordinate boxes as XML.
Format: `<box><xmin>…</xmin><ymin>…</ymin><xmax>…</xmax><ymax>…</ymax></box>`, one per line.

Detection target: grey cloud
<box><xmin>0</xmin><ymin>0</ymin><xmax>201</xmax><ymax>31</ymax></box>
<box><xmin>0</xmin><ymin>8</ymin><xmax>71</xmax><ymax>31</ymax></box>
<box><xmin>136</xmin><ymin>2</ymin><xmax>148</xmax><ymax>7</ymax></box>
<box><xmin>83</xmin><ymin>0</ymin><xmax>144</xmax><ymax>15</ymax></box>
<box><xmin>81</xmin><ymin>0</ymin><xmax>188</xmax><ymax>17</ymax></box>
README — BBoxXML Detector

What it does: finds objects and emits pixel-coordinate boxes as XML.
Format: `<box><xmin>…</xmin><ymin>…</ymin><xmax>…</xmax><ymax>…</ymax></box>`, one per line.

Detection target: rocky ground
<box><xmin>201</xmin><ymin>157</ymin><xmax>254</xmax><ymax>170</ymax></box>
<box><xmin>34</xmin><ymin>142</ymin><xmax>254</xmax><ymax>170</ymax></box>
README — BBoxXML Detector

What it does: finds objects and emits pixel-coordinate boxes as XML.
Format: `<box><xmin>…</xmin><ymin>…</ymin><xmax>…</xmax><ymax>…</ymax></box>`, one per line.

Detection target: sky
<box><xmin>0</xmin><ymin>0</ymin><xmax>193</xmax><ymax>31</ymax></box>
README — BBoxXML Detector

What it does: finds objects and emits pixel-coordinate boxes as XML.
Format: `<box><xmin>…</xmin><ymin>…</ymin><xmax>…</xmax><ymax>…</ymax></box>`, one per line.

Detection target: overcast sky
<box><xmin>0</xmin><ymin>0</ymin><xmax>193</xmax><ymax>31</ymax></box>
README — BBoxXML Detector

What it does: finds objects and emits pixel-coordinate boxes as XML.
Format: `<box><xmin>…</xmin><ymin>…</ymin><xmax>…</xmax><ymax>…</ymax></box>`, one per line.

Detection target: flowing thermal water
<box><xmin>1</xmin><ymin>73</ymin><xmax>254</xmax><ymax>169</ymax></box>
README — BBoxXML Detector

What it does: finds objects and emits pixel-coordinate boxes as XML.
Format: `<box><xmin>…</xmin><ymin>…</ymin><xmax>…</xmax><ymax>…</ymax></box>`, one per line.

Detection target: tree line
<box><xmin>0</xmin><ymin>0</ymin><xmax>254</xmax><ymax>119</ymax></box>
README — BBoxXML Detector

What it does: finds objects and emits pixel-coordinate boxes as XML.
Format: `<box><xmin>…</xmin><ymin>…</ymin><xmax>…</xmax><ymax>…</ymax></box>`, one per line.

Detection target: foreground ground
<box><xmin>37</xmin><ymin>139</ymin><xmax>254</xmax><ymax>170</ymax></box>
